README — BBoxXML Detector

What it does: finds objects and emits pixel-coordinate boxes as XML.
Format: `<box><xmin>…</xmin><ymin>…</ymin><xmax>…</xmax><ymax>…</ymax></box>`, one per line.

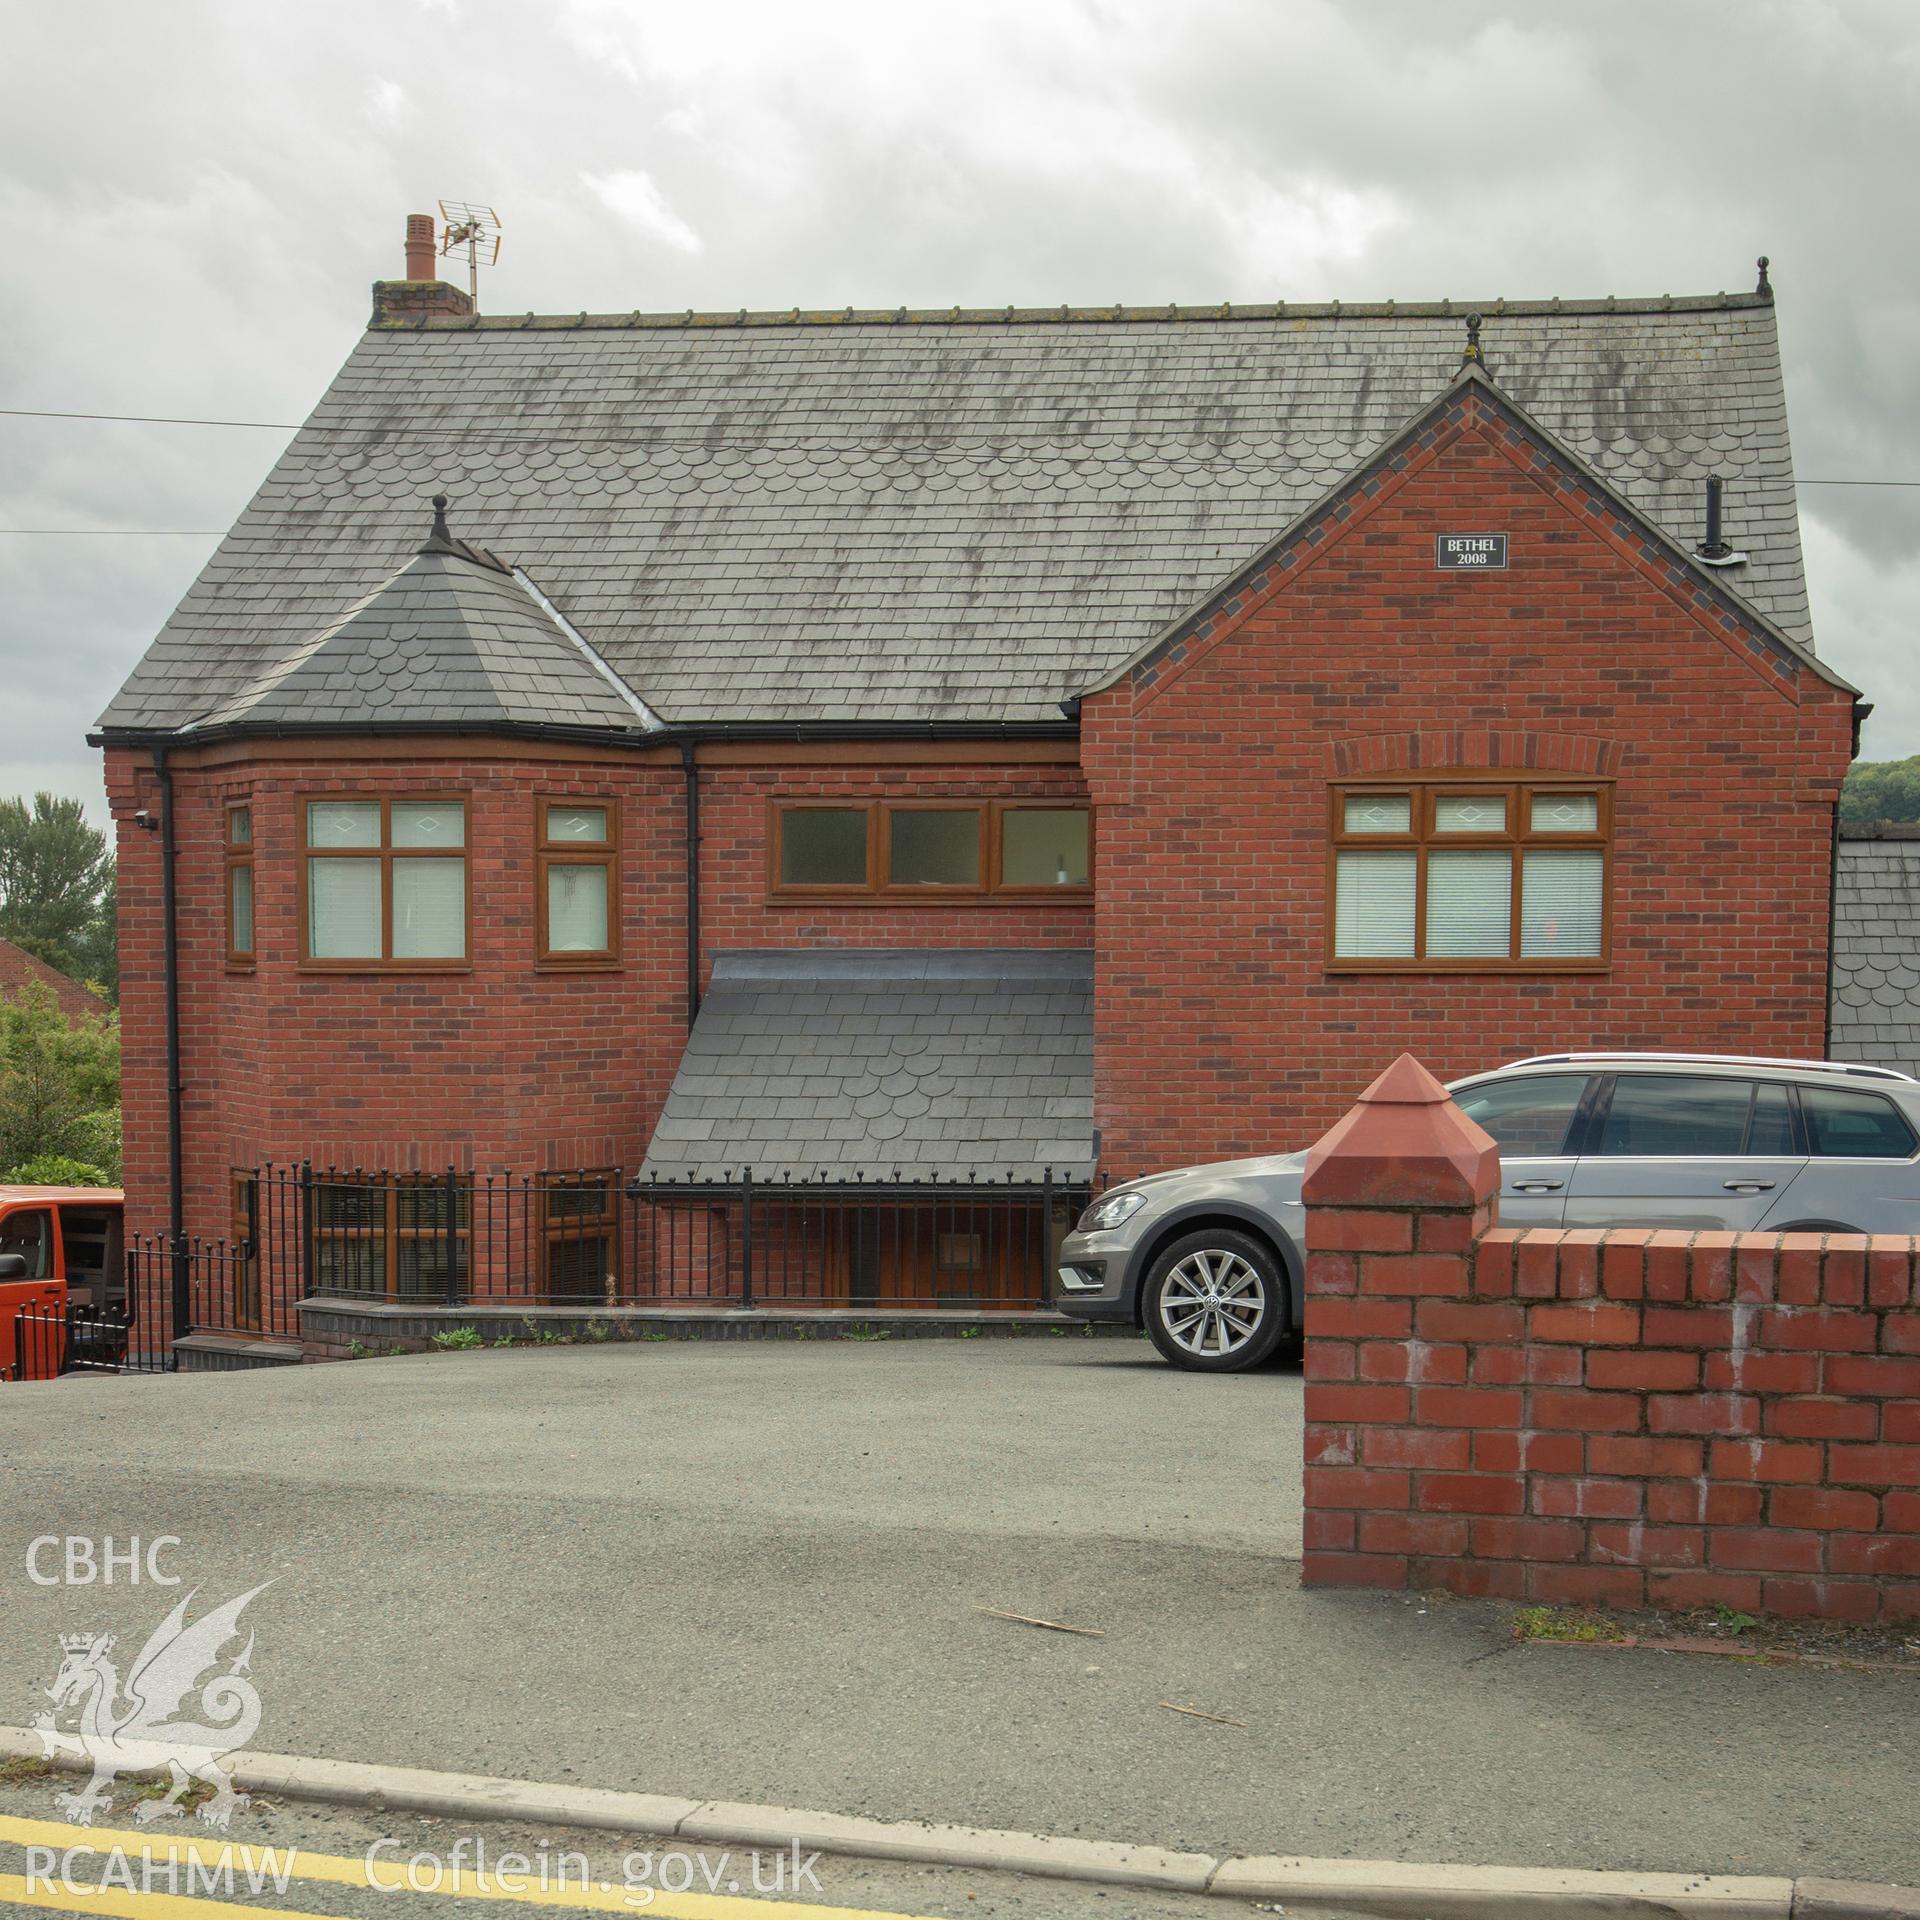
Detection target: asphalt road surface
<box><xmin>3</xmin><ymin>1340</ymin><xmax>1917</xmax><ymax>1886</ymax></box>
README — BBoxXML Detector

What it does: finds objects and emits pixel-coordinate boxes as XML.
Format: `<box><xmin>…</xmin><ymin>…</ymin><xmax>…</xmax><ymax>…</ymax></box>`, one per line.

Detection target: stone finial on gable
<box><xmin>1461</xmin><ymin>311</ymin><xmax>1484</xmax><ymax>366</ymax></box>
<box><xmin>1301</xmin><ymin>1053</ymin><xmax>1499</xmax><ymax>1211</ymax></box>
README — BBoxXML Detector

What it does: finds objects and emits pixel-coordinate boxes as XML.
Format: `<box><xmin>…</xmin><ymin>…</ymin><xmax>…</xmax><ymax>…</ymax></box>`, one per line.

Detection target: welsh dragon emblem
<box><xmin>32</xmin><ymin>1584</ymin><xmax>269</xmax><ymax>1828</ymax></box>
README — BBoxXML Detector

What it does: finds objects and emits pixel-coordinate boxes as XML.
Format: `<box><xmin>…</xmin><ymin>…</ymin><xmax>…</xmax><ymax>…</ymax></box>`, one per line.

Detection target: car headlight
<box><xmin>1077</xmin><ymin>1189</ymin><xmax>1148</xmax><ymax>1233</ymax></box>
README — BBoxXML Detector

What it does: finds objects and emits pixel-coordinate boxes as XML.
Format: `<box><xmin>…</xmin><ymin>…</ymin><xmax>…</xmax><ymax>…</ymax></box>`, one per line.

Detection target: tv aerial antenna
<box><xmin>437</xmin><ymin>200</ymin><xmax>502</xmax><ymax>309</ymax></box>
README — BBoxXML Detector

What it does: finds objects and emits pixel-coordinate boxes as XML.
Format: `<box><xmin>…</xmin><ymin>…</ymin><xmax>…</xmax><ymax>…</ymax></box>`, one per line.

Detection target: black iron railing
<box><xmin>155</xmin><ymin>1162</ymin><xmax>1099</xmax><ymax>1338</ymax></box>
<box><xmin>5</xmin><ymin>1256</ymin><xmax>173</xmax><ymax>1382</ymax></box>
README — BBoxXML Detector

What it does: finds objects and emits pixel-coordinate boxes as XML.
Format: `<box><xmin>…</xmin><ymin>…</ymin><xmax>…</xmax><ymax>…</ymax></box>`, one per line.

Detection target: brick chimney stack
<box><xmin>404</xmin><ymin>212</ymin><xmax>438</xmax><ymax>283</ymax></box>
<box><xmin>371</xmin><ymin>211</ymin><xmax>475</xmax><ymax>328</ymax></box>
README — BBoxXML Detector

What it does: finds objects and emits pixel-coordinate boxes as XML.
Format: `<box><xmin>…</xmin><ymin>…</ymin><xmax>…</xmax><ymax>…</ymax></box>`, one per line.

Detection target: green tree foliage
<box><xmin>1841</xmin><ymin>756</ymin><xmax>1920</xmax><ymax>827</ymax></box>
<box><xmin>0</xmin><ymin>1152</ymin><xmax>112</xmax><ymax>1188</ymax></box>
<box><xmin>0</xmin><ymin>982</ymin><xmax>120</xmax><ymax>1179</ymax></box>
<box><xmin>0</xmin><ymin>792</ymin><xmax>117</xmax><ymax>996</ymax></box>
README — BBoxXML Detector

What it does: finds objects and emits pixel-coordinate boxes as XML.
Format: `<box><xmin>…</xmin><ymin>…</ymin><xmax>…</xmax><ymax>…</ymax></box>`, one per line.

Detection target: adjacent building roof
<box><xmin>102</xmin><ymin>285</ymin><xmax>1815</xmax><ymax>735</ymax></box>
<box><xmin>639</xmin><ymin>949</ymin><xmax>1093</xmax><ymax>1182</ymax></box>
<box><xmin>1830</xmin><ymin>832</ymin><xmax>1920</xmax><ymax>1076</ymax></box>
<box><xmin>0</xmin><ymin>938</ymin><xmax>109</xmax><ymax>1026</ymax></box>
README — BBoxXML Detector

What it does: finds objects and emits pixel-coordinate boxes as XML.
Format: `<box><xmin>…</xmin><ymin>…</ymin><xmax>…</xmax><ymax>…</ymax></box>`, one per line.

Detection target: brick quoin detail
<box><xmin>1301</xmin><ymin>1055</ymin><xmax>1920</xmax><ymax>1624</ymax></box>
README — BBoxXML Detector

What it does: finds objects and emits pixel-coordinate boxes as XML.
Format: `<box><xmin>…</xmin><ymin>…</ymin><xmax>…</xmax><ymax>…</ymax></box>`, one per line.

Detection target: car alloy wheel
<box><xmin>1160</xmin><ymin>1251</ymin><xmax>1265</xmax><ymax>1356</ymax></box>
<box><xmin>1142</xmin><ymin>1228</ymin><xmax>1288</xmax><ymax>1372</ymax></box>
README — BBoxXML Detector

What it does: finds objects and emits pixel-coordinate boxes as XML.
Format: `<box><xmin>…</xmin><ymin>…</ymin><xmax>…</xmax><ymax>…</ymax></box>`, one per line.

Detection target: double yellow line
<box><xmin>0</xmin><ymin>1813</ymin><xmax>942</xmax><ymax>1920</ymax></box>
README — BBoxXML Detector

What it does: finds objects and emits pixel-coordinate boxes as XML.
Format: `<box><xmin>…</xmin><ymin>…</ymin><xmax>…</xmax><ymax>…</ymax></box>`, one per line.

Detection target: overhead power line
<box><xmin>1</xmin><ymin>405</ymin><xmax>1918</xmax><ymax>486</ymax></box>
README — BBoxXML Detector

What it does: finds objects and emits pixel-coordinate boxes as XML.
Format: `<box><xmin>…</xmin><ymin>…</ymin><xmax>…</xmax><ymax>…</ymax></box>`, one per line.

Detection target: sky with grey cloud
<box><xmin>3</xmin><ymin>0</ymin><xmax>1916</xmax><ymax>821</ymax></box>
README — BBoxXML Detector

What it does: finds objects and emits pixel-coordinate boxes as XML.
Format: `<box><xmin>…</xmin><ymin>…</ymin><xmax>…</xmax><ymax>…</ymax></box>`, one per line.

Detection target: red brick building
<box><xmin>0</xmin><ymin>937</ymin><xmax>109</xmax><ymax>1029</ymax></box>
<box><xmin>94</xmin><ymin>230</ymin><xmax>1860</xmax><ymax>1339</ymax></box>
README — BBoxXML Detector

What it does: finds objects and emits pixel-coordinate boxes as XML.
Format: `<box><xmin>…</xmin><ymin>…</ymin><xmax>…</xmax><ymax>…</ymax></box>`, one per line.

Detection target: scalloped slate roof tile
<box><xmin>1831</xmin><ymin>840</ymin><xmax>1920</xmax><ymax>1075</ymax></box>
<box><xmin>640</xmin><ymin>949</ymin><xmax>1093</xmax><ymax>1181</ymax></box>
<box><xmin>184</xmin><ymin>539</ymin><xmax>653</xmax><ymax>734</ymax></box>
<box><xmin>101</xmin><ymin>294</ymin><xmax>1813</xmax><ymax>731</ymax></box>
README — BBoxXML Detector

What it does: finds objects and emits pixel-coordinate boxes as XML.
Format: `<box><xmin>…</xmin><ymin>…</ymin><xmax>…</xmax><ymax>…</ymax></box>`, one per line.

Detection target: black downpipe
<box><xmin>682</xmin><ymin>741</ymin><xmax>701</xmax><ymax>1023</ymax></box>
<box><xmin>154</xmin><ymin>748</ymin><xmax>189</xmax><ymax>1339</ymax></box>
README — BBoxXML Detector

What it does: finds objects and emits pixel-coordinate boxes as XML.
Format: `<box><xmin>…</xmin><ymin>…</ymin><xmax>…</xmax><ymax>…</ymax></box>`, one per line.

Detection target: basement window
<box><xmin>1329</xmin><ymin>781</ymin><xmax>1610</xmax><ymax>971</ymax></box>
<box><xmin>308</xmin><ymin>1171</ymin><xmax>472</xmax><ymax>1299</ymax></box>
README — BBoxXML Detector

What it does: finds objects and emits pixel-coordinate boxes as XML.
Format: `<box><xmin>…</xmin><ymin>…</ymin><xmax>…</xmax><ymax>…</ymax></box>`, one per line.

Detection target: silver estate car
<box><xmin>1055</xmin><ymin>1053</ymin><xmax>1920</xmax><ymax>1373</ymax></box>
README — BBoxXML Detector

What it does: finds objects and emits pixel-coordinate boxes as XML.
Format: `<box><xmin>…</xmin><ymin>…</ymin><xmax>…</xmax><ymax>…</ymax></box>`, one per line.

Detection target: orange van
<box><xmin>0</xmin><ymin>1186</ymin><xmax>126</xmax><ymax>1379</ymax></box>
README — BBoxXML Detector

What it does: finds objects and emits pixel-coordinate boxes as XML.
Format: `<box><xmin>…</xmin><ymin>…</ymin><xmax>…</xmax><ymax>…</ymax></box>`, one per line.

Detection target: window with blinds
<box><xmin>537</xmin><ymin>799</ymin><xmax>619</xmax><ymax>964</ymax></box>
<box><xmin>225</xmin><ymin>803</ymin><xmax>255</xmax><ymax>968</ymax></box>
<box><xmin>770</xmin><ymin>801</ymin><xmax>1093</xmax><ymax>896</ymax></box>
<box><xmin>1329</xmin><ymin>781</ymin><xmax>1609</xmax><ymax>969</ymax></box>
<box><xmin>303</xmin><ymin>796</ymin><xmax>469</xmax><ymax>967</ymax></box>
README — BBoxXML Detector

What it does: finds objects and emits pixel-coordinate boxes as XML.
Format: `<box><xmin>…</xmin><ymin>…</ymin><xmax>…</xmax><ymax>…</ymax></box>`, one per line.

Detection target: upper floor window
<box><xmin>1329</xmin><ymin>781</ymin><xmax>1609</xmax><ymax>970</ymax></box>
<box><xmin>302</xmin><ymin>796</ymin><xmax>467</xmax><ymax>967</ymax></box>
<box><xmin>225</xmin><ymin>803</ymin><xmax>255</xmax><ymax>967</ymax></box>
<box><xmin>538</xmin><ymin>799</ymin><xmax>619</xmax><ymax>964</ymax></box>
<box><xmin>771</xmin><ymin>801</ymin><xmax>1092</xmax><ymax>898</ymax></box>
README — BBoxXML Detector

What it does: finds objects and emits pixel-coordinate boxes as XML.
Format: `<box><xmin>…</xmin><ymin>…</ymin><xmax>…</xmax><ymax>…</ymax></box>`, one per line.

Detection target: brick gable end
<box><xmin>1081</xmin><ymin>395</ymin><xmax>1856</xmax><ymax>1174</ymax></box>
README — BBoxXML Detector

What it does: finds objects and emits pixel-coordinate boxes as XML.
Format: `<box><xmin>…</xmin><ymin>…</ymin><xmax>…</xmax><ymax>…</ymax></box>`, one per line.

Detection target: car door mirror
<box><xmin>0</xmin><ymin>1254</ymin><xmax>27</xmax><ymax>1281</ymax></box>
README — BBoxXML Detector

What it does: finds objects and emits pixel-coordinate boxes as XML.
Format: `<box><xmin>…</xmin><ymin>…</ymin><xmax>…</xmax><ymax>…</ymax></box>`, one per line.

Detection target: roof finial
<box><xmin>1756</xmin><ymin>255</ymin><xmax>1772</xmax><ymax>300</ymax></box>
<box><xmin>1462</xmin><ymin>311</ymin><xmax>1484</xmax><ymax>365</ymax></box>
<box><xmin>421</xmin><ymin>492</ymin><xmax>456</xmax><ymax>556</ymax></box>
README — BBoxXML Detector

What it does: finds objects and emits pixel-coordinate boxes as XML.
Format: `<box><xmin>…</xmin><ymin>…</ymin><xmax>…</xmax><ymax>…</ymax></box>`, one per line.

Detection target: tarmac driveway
<box><xmin>3</xmin><ymin>1338</ymin><xmax>1917</xmax><ymax>1884</ymax></box>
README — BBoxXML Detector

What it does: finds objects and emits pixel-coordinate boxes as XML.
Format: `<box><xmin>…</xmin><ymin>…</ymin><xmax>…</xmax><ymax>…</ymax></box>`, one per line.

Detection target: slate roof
<box><xmin>102</xmin><ymin>288</ymin><xmax>1816</xmax><ymax>734</ymax></box>
<box><xmin>1830</xmin><ymin>833</ymin><xmax>1920</xmax><ymax>1076</ymax></box>
<box><xmin>639</xmin><ymin>949</ymin><xmax>1093</xmax><ymax>1182</ymax></box>
<box><xmin>182</xmin><ymin>511</ymin><xmax>655</xmax><ymax>735</ymax></box>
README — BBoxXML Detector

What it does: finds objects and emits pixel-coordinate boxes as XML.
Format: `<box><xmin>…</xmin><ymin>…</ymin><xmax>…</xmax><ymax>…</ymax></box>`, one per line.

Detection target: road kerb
<box><xmin>232</xmin><ymin>1750</ymin><xmax>702</xmax><ymax>1838</ymax></box>
<box><xmin>0</xmin><ymin>1725</ymin><xmax>1897</xmax><ymax>1916</ymax></box>
<box><xmin>1791</xmin><ymin>1880</ymin><xmax>1920</xmax><ymax>1920</ymax></box>
<box><xmin>678</xmin><ymin>1799</ymin><xmax>1214</xmax><ymax>1892</ymax></box>
<box><xmin>1214</xmin><ymin>1853</ymin><xmax>1793</xmax><ymax>1918</ymax></box>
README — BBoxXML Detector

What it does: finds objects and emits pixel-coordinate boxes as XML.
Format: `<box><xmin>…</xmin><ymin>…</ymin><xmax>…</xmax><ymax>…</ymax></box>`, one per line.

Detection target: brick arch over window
<box><xmin>1326</xmin><ymin>730</ymin><xmax>1621</xmax><ymax>780</ymax></box>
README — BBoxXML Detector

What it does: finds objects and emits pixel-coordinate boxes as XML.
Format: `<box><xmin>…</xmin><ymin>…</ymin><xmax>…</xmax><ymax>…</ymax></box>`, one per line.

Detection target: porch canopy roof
<box><xmin>639</xmin><ymin>949</ymin><xmax>1093</xmax><ymax>1185</ymax></box>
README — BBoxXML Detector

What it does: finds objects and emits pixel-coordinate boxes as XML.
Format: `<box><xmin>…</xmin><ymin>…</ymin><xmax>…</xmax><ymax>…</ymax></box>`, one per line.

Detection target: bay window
<box><xmin>303</xmin><ymin>796</ymin><xmax>468</xmax><ymax>966</ymax></box>
<box><xmin>537</xmin><ymin>799</ymin><xmax>619</xmax><ymax>964</ymax></box>
<box><xmin>225</xmin><ymin>803</ymin><xmax>255</xmax><ymax>967</ymax></box>
<box><xmin>1330</xmin><ymin>781</ymin><xmax>1609</xmax><ymax>969</ymax></box>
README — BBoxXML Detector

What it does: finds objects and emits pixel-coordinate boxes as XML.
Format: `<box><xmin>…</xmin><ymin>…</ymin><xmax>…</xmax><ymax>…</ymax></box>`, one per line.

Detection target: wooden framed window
<box><xmin>994</xmin><ymin>805</ymin><xmax>1092</xmax><ymax>891</ymax></box>
<box><xmin>301</xmin><ymin>796</ymin><xmax>469</xmax><ymax>969</ymax></box>
<box><xmin>230</xmin><ymin>1171</ymin><xmax>261</xmax><ymax>1330</ymax></box>
<box><xmin>537</xmin><ymin>1171</ymin><xmax>620</xmax><ymax>1299</ymax></box>
<box><xmin>308</xmin><ymin>1172</ymin><xmax>471</xmax><ymax>1300</ymax></box>
<box><xmin>1328</xmin><ymin>780</ymin><xmax>1610</xmax><ymax>971</ymax></box>
<box><xmin>537</xmin><ymin>799</ymin><xmax>619</xmax><ymax>965</ymax></box>
<box><xmin>225</xmin><ymin>803</ymin><xmax>255</xmax><ymax>968</ymax></box>
<box><xmin>770</xmin><ymin>801</ymin><xmax>1093</xmax><ymax>899</ymax></box>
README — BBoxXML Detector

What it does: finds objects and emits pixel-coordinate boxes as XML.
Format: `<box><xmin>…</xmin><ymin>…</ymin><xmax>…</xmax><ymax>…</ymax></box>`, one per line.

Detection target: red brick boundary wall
<box><xmin>1300</xmin><ymin>1056</ymin><xmax>1920</xmax><ymax>1623</ymax></box>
